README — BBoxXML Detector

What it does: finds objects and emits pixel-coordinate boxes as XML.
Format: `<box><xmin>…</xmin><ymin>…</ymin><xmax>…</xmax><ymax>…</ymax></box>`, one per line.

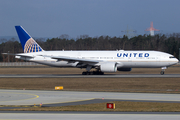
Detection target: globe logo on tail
<box><xmin>24</xmin><ymin>38</ymin><xmax>43</xmax><ymax>53</ymax></box>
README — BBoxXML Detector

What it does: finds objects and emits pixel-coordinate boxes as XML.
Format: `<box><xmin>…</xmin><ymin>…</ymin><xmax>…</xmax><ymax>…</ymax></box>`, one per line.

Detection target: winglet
<box><xmin>15</xmin><ymin>26</ymin><xmax>44</xmax><ymax>53</ymax></box>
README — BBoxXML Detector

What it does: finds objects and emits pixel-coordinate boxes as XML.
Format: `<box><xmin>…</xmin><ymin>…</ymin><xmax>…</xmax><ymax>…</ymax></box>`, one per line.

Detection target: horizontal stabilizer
<box><xmin>2</xmin><ymin>53</ymin><xmax>34</xmax><ymax>58</ymax></box>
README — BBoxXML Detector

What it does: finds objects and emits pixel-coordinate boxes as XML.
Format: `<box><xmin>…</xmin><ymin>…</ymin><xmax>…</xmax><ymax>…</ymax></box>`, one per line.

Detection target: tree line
<box><xmin>1</xmin><ymin>33</ymin><xmax>180</xmax><ymax>62</ymax></box>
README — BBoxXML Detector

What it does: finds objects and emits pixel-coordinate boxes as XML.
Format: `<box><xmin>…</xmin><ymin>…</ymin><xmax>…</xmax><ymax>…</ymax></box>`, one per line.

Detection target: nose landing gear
<box><xmin>160</xmin><ymin>71</ymin><xmax>164</xmax><ymax>75</ymax></box>
<box><xmin>160</xmin><ymin>67</ymin><xmax>167</xmax><ymax>75</ymax></box>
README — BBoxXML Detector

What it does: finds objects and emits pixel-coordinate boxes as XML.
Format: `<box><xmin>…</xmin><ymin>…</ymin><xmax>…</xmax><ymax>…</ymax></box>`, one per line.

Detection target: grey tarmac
<box><xmin>0</xmin><ymin>112</ymin><xmax>180</xmax><ymax>120</ymax></box>
<box><xmin>0</xmin><ymin>74</ymin><xmax>180</xmax><ymax>78</ymax></box>
<box><xmin>1</xmin><ymin>90</ymin><xmax>180</xmax><ymax>119</ymax></box>
<box><xmin>0</xmin><ymin>89</ymin><xmax>180</xmax><ymax>106</ymax></box>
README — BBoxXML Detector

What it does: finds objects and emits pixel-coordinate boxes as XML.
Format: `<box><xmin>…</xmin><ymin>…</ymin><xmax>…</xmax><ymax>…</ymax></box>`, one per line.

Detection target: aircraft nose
<box><xmin>176</xmin><ymin>58</ymin><xmax>179</xmax><ymax>63</ymax></box>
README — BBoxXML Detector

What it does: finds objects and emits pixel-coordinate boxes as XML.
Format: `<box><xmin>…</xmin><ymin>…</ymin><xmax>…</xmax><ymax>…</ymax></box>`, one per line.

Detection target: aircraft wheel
<box><xmin>82</xmin><ymin>72</ymin><xmax>87</xmax><ymax>75</ymax></box>
<box><xmin>160</xmin><ymin>71</ymin><xmax>164</xmax><ymax>75</ymax></box>
<box><xmin>82</xmin><ymin>71</ymin><xmax>104</xmax><ymax>75</ymax></box>
<box><xmin>92</xmin><ymin>71</ymin><xmax>96</xmax><ymax>75</ymax></box>
<box><xmin>100</xmin><ymin>72</ymin><xmax>104</xmax><ymax>75</ymax></box>
<box><xmin>87</xmin><ymin>72</ymin><xmax>91</xmax><ymax>75</ymax></box>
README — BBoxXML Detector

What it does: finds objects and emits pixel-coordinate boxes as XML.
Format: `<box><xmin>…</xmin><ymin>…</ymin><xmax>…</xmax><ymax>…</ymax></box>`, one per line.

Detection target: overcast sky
<box><xmin>0</xmin><ymin>0</ymin><xmax>180</xmax><ymax>38</ymax></box>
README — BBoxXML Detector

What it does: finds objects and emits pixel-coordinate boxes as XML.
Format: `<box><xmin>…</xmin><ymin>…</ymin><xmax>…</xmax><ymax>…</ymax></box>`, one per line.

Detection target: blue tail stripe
<box><xmin>15</xmin><ymin>26</ymin><xmax>31</xmax><ymax>50</ymax></box>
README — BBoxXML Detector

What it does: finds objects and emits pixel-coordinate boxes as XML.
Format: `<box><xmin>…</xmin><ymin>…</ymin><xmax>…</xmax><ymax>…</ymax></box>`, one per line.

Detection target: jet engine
<box><xmin>100</xmin><ymin>62</ymin><xmax>117</xmax><ymax>72</ymax></box>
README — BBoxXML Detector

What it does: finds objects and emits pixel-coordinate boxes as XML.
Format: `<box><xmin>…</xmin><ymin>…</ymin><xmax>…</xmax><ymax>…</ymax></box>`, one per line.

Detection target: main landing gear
<box><xmin>82</xmin><ymin>71</ymin><xmax>104</xmax><ymax>75</ymax></box>
<box><xmin>160</xmin><ymin>67</ymin><xmax>167</xmax><ymax>75</ymax></box>
<box><xmin>82</xmin><ymin>65</ymin><xmax>104</xmax><ymax>75</ymax></box>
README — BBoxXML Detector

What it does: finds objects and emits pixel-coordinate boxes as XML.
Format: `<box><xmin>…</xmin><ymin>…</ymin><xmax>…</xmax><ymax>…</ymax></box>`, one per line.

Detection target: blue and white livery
<box><xmin>15</xmin><ymin>26</ymin><xmax>43</xmax><ymax>53</ymax></box>
<box><xmin>6</xmin><ymin>26</ymin><xmax>179</xmax><ymax>75</ymax></box>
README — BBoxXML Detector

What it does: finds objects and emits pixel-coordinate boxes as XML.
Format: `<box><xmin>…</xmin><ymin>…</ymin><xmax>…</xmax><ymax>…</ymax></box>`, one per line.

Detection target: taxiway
<box><xmin>0</xmin><ymin>112</ymin><xmax>180</xmax><ymax>120</ymax></box>
<box><xmin>0</xmin><ymin>74</ymin><xmax>180</xmax><ymax>78</ymax></box>
<box><xmin>0</xmin><ymin>89</ymin><xmax>180</xmax><ymax>106</ymax></box>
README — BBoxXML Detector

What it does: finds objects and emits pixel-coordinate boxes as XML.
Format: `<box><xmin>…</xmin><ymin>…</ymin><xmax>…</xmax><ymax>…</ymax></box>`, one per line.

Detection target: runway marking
<box><xmin>0</xmin><ymin>92</ymin><xmax>39</xmax><ymax>102</ymax></box>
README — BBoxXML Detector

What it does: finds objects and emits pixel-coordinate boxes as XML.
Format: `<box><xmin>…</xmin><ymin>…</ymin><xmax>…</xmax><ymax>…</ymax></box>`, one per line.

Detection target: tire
<box><xmin>160</xmin><ymin>71</ymin><xmax>164</xmax><ymax>75</ymax></box>
<box><xmin>82</xmin><ymin>72</ymin><xmax>87</xmax><ymax>75</ymax></box>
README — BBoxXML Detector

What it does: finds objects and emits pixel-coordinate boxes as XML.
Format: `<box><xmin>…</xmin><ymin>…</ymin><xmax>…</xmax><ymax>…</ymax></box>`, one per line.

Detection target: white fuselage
<box><xmin>15</xmin><ymin>50</ymin><xmax>179</xmax><ymax>68</ymax></box>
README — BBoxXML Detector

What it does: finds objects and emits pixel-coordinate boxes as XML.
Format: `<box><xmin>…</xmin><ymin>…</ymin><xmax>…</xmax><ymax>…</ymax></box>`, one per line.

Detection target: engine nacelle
<box><xmin>117</xmin><ymin>68</ymin><xmax>132</xmax><ymax>71</ymax></box>
<box><xmin>100</xmin><ymin>62</ymin><xmax>117</xmax><ymax>72</ymax></box>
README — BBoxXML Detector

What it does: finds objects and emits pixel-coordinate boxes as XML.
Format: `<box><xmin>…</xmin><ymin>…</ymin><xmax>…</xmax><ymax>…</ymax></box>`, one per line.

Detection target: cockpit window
<box><xmin>169</xmin><ymin>56</ymin><xmax>175</xmax><ymax>58</ymax></box>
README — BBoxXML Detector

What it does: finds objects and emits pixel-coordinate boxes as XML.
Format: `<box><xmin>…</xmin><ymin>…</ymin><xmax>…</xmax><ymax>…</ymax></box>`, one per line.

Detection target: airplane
<box><xmin>3</xmin><ymin>26</ymin><xmax>179</xmax><ymax>75</ymax></box>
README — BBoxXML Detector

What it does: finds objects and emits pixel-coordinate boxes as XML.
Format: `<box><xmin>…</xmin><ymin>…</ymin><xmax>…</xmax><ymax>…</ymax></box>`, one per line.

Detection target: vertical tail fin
<box><xmin>15</xmin><ymin>26</ymin><xmax>44</xmax><ymax>53</ymax></box>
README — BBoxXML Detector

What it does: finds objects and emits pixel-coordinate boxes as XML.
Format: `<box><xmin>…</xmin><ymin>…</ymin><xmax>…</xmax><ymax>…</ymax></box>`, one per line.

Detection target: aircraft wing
<box><xmin>49</xmin><ymin>56</ymin><xmax>102</xmax><ymax>64</ymax></box>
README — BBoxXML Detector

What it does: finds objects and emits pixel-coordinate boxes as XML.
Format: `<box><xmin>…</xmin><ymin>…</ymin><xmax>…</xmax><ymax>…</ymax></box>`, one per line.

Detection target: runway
<box><xmin>1</xmin><ymin>90</ymin><xmax>180</xmax><ymax>119</ymax></box>
<box><xmin>0</xmin><ymin>73</ymin><xmax>180</xmax><ymax>119</ymax></box>
<box><xmin>0</xmin><ymin>74</ymin><xmax>180</xmax><ymax>78</ymax></box>
<box><xmin>1</xmin><ymin>89</ymin><xmax>180</xmax><ymax>106</ymax></box>
<box><xmin>0</xmin><ymin>112</ymin><xmax>180</xmax><ymax>120</ymax></box>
